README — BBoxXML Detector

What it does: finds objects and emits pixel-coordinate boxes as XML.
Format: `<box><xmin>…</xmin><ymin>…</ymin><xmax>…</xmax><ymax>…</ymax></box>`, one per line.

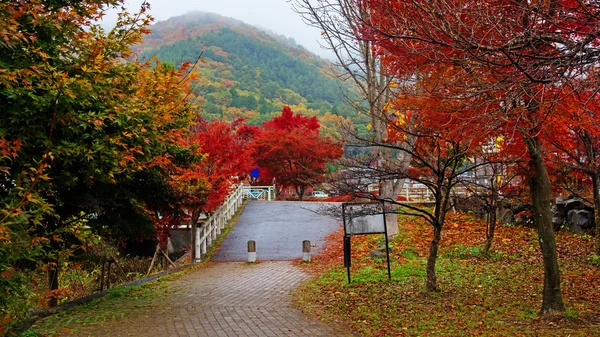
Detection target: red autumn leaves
<box><xmin>164</xmin><ymin>106</ymin><xmax>342</xmax><ymax>227</ymax></box>
<box><xmin>250</xmin><ymin>107</ymin><xmax>343</xmax><ymax>199</ymax></box>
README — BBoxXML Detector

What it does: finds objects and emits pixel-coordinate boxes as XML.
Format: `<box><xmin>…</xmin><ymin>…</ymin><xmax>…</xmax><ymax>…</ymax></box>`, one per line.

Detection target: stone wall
<box><xmin>552</xmin><ymin>197</ymin><xmax>595</xmax><ymax>233</ymax></box>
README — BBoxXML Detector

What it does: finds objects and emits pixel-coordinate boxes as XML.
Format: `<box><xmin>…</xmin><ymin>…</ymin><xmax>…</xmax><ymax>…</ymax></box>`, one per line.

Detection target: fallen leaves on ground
<box><xmin>294</xmin><ymin>212</ymin><xmax>600</xmax><ymax>337</ymax></box>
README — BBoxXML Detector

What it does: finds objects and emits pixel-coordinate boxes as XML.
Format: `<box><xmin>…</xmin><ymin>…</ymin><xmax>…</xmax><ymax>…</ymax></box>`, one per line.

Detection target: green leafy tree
<box><xmin>0</xmin><ymin>0</ymin><xmax>197</xmax><ymax>329</ymax></box>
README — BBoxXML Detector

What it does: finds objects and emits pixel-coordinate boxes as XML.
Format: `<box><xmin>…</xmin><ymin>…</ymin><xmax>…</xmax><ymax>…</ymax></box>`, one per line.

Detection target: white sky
<box><xmin>102</xmin><ymin>0</ymin><xmax>330</xmax><ymax>58</ymax></box>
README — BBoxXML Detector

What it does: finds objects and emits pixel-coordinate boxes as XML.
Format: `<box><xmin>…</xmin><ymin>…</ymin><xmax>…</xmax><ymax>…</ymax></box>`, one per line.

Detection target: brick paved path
<box><xmin>34</xmin><ymin>261</ymin><xmax>355</xmax><ymax>337</ymax></box>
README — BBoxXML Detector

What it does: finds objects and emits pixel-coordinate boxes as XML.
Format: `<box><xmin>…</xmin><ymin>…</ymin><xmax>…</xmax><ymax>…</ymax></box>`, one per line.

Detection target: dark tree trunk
<box><xmin>484</xmin><ymin>197</ymin><xmax>497</xmax><ymax>256</ymax></box>
<box><xmin>296</xmin><ymin>185</ymin><xmax>306</xmax><ymax>201</ymax></box>
<box><xmin>48</xmin><ymin>264</ymin><xmax>59</xmax><ymax>307</ymax></box>
<box><xmin>426</xmin><ymin>224</ymin><xmax>442</xmax><ymax>292</ymax></box>
<box><xmin>47</xmin><ymin>225</ymin><xmax>60</xmax><ymax>307</ymax></box>
<box><xmin>425</xmin><ymin>184</ymin><xmax>451</xmax><ymax>292</ymax></box>
<box><xmin>526</xmin><ymin>135</ymin><xmax>566</xmax><ymax>313</ymax></box>
<box><xmin>592</xmin><ymin>174</ymin><xmax>600</xmax><ymax>255</ymax></box>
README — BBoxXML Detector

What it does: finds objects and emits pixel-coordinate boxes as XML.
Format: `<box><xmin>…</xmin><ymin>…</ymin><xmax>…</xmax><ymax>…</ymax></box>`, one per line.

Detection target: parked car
<box><xmin>308</xmin><ymin>191</ymin><xmax>329</xmax><ymax>198</ymax></box>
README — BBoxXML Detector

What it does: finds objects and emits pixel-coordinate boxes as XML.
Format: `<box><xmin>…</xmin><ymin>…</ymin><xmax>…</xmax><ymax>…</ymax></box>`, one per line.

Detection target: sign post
<box><xmin>342</xmin><ymin>201</ymin><xmax>392</xmax><ymax>283</ymax></box>
<box><xmin>249</xmin><ymin>168</ymin><xmax>259</xmax><ymax>185</ymax></box>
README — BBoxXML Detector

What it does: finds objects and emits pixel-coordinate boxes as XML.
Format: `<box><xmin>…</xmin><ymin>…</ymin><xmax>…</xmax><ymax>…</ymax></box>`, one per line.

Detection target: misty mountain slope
<box><xmin>135</xmin><ymin>12</ymin><xmax>363</xmax><ymax>130</ymax></box>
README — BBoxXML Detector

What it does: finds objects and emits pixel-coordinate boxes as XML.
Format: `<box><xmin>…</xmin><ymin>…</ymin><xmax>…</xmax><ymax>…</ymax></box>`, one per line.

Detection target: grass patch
<box><xmin>24</xmin><ymin>201</ymin><xmax>249</xmax><ymax>336</ymax></box>
<box><xmin>26</xmin><ymin>273</ymin><xmax>175</xmax><ymax>335</ymax></box>
<box><xmin>294</xmin><ymin>212</ymin><xmax>600</xmax><ymax>336</ymax></box>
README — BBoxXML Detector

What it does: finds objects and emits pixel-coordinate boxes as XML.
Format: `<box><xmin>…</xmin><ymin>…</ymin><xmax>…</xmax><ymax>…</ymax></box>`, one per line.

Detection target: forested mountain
<box><xmin>135</xmin><ymin>12</ymin><xmax>362</xmax><ymax>135</ymax></box>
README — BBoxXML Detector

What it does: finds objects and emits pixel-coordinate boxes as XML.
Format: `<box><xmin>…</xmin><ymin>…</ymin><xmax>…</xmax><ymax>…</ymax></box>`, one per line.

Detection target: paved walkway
<box><xmin>32</xmin><ymin>201</ymin><xmax>355</xmax><ymax>336</ymax></box>
<box><xmin>35</xmin><ymin>261</ymin><xmax>354</xmax><ymax>337</ymax></box>
<box><xmin>214</xmin><ymin>201</ymin><xmax>340</xmax><ymax>261</ymax></box>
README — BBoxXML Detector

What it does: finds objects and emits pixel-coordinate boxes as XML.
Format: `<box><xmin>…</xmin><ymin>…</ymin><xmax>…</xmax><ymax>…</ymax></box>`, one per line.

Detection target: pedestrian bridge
<box><xmin>242</xmin><ymin>185</ymin><xmax>277</xmax><ymax>201</ymax></box>
<box><xmin>212</xmin><ymin>200</ymin><xmax>339</xmax><ymax>261</ymax></box>
<box><xmin>192</xmin><ymin>183</ymin><xmax>339</xmax><ymax>262</ymax></box>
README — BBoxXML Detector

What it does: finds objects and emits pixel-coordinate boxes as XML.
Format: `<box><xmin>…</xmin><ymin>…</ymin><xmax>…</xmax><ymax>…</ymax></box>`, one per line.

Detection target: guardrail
<box><xmin>400</xmin><ymin>185</ymin><xmax>472</xmax><ymax>202</ymax></box>
<box><xmin>194</xmin><ymin>183</ymin><xmax>244</xmax><ymax>262</ymax></box>
<box><xmin>243</xmin><ymin>185</ymin><xmax>276</xmax><ymax>201</ymax></box>
<box><xmin>400</xmin><ymin>186</ymin><xmax>432</xmax><ymax>201</ymax></box>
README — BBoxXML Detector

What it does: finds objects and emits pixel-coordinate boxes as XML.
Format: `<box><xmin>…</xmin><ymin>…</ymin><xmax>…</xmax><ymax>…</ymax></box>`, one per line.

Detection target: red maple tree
<box><xmin>362</xmin><ymin>0</ymin><xmax>600</xmax><ymax>312</ymax></box>
<box><xmin>251</xmin><ymin>107</ymin><xmax>343</xmax><ymax>200</ymax></box>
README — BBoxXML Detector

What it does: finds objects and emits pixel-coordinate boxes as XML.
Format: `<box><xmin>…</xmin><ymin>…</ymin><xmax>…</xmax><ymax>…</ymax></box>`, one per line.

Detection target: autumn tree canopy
<box><xmin>359</xmin><ymin>0</ymin><xmax>600</xmax><ymax>313</ymax></box>
<box><xmin>0</xmin><ymin>0</ymin><xmax>207</xmax><ymax>324</ymax></box>
<box><xmin>251</xmin><ymin>107</ymin><xmax>343</xmax><ymax>200</ymax></box>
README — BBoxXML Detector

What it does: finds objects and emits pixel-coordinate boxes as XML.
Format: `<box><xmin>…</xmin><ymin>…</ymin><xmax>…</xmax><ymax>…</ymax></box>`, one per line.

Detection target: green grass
<box><xmin>297</xmin><ymin>258</ymin><xmax>600</xmax><ymax>336</ymax></box>
<box><xmin>28</xmin><ymin>276</ymin><xmax>171</xmax><ymax>335</ymax></box>
<box><xmin>24</xmin><ymin>201</ymin><xmax>249</xmax><ymax>336</ymax></box>
<box><xmin>294</xmin><ymin>216</ymin><xmax>600</xmax><ymax>337</ymax></box>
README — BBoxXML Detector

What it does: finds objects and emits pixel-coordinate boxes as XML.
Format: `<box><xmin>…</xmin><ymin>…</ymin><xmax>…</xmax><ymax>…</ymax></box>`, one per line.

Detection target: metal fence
<box><xmin>243</xmin><ymin>185</ymin><xmax>277</xmax><ymax>201</ymax></box>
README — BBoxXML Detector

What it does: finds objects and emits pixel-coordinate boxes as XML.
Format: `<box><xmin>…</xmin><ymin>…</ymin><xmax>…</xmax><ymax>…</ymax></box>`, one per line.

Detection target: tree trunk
<box><xmin>426</xmin><ymin>224</ymin><xmax>442</xmax><ymax>292</ymax></box>
<box><xmin>484</xmin><ymin>211</ymin><xmax>496</xmax><ymax>256</ymax></box>
<box><xmin>380</xmin><ymin>178</ymin><xmax>401</xmax><ymax>237</ymax></box>
<box><xmin>592</xmin><ymin>173</ymin><xmax>600</xmax><ymax>255</ymax></box>
<box><xmin>379</xmin><ymin>151</ymin><xmax>413</xmax><ymax>238</ymax></box>
<box><xmin>526</xmin><ymin>135</ymin><xmax>566</xmax><ymax>313</ymax></box>
<box><xmin>48</xmin><ymin>264</ymin><xmax>59</xmax><ymax>307</ymax></box>
<box><xmin>484</xmin><ymin>196</ymin><xmax>497</xmax><ymax>256</ymax></box>
<box><xmin>296</xmin><ymin>185</ymin><xmax>306</xmax><ymax>201</ymax></box>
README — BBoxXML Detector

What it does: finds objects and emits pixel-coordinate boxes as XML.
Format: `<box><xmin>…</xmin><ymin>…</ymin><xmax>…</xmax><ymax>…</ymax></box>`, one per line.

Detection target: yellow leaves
<box><xmin>366</xmin><ymin>123</ymin><xmax>372</xmax><ymax>131</ymax></box>
<box><xmin>389</xmin><ymin>81</ymin><xmax>398</xmax><ymax>88</ymax></box>
<box><xmin>493</xmin><ymin>135</ymin><xmax>504</xmax><ymax>151</ymax></box>
<box><xmin>0</xmin><ymin>224</ymin><xmax>11</xmax><ymax>243</ymax></box>
<box><xmin>25</xmin><ymin>193</ymin><xmax>44</xmax><ymax>205</ymax></box>
<box><xmin>383</xmin><ymin>102</ymin><xmax>393</xmax><ymax>113</ymax></box>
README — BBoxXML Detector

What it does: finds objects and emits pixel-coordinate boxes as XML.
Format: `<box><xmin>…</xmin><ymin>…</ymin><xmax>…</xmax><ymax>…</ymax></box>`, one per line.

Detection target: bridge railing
<box><xmin>194</xmin><ymin>183</ymin><xmax>244</xmax><ymax>262</ymax></box>
<box><xmin>243</xmin><ymin>185</ymin><xmax>277</xmax><ymax>201</ymax></box>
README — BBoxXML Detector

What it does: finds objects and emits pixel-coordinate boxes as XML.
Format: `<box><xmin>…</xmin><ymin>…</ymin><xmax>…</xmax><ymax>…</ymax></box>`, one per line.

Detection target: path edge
<box><xmin>18</xmin><ymin>201</ymin><xmax>249</xmax><ymax>334</ymax></box>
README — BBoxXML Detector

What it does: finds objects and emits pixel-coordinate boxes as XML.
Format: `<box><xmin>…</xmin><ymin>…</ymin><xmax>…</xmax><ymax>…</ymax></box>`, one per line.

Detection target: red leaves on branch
<box><xmin>263</xmin><ymin>106</ymin><xmax>320</xmax><ymax>132</ymax></box>
<box><xmin>187</xmin><ymin>118</ymin><xmax>254</xmax><ymax>212</ymax></box>
<box><xmin>250</xmin><ymin>106</ymin><xmax>343</xmax><ymax>199</ymax></box>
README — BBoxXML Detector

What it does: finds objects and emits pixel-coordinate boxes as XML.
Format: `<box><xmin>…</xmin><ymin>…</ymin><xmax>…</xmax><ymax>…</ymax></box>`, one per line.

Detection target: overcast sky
<box><xmin>103</xmin><ymin>0</ymin><xmax>330</xmax><ymax>58</ymax></box>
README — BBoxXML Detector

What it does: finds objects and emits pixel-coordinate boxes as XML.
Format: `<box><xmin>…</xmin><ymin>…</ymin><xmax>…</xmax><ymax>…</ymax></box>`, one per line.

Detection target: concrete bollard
<box><xmin>248</xmin><ymin>240</ymin><xmax>256</xmax><ymax>263</ymax></box>
<box><xmin>302</xmin><ymin>240</ymin><xmax>311</xmax><ymax>262</ymax></box>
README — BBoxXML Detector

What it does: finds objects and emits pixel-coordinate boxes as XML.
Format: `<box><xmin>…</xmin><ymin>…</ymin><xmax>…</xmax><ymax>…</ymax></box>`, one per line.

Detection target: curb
<box><xmin>18</xmin><ymin>200</ymin><xmax>249</xmax><ymax>334</ymax></box>
<box><xmin>17</xmin><ymin>262</ymin><xmax>194</xmax><ymax>333</ymax></box>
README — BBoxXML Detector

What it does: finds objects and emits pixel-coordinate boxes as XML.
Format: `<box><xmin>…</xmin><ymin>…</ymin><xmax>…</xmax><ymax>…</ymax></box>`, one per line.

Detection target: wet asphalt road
<box><xmin>213</xmin><ymin>201</ymin><xmax>341</xmax><ymax>261</ymax></box>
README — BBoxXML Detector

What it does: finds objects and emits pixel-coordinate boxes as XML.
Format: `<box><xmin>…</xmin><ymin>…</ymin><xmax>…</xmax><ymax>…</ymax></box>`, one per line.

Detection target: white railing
<box><xmin>400</xmin><ymin>185</ymin><xmax>473</xmax><ymax>202</ymax></box>
<box><xmin>401</xmin><ymin>185</ymin><xmax>432</xmax><ymax>201</ymax></box>
<box><xmin>194</xmin><ymin>183</ymin><xmax>244</xmax><ymax>262</ymax></box>
<box><xmin>243</xmin><ymin>185</ymin><xmax>276</xmax><ymax>201</ymax></box>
